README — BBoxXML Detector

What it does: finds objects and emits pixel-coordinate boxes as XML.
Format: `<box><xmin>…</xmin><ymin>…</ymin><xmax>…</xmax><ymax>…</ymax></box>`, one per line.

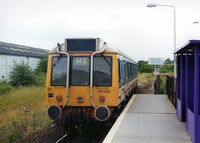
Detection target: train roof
<box><xmin>50</xmin><ymin>38</ymin><xmax>136</xmax><ymax>63</ymax></box>
<box><xmin>105</xmin><ymin>44</ymin><xmax>137</xmax><ymax>63</ymax></box>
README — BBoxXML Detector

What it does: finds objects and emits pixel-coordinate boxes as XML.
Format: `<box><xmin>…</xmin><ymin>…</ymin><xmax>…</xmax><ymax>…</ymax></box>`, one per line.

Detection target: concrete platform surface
<box><xmin>103</xmin><ymin>94</ymin><xmax>193</xmax><ymax>143</ymax></box>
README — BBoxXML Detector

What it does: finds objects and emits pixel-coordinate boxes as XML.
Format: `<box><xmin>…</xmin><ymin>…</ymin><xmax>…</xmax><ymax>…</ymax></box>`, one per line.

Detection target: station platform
<box><xmin>103</xmin><ymin>94</ymin><xmax>193</xmax><ymax>143</ymax></box>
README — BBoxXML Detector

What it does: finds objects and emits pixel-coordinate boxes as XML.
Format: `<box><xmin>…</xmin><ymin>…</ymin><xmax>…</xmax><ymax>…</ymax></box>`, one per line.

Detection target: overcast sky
<box><xmin>0</xmin><ymin>0</ymin><xmax>200</xmax><ymax>61</ymax></box>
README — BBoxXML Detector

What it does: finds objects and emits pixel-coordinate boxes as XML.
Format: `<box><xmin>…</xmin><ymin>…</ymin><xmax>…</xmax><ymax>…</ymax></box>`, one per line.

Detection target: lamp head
<box><xmin>193</xmin><ymin>21</ymin><xmax>200</xmax><ymax>24</ymax></box>
<box><xmin>147</xmin><ymin>3</ymin><xmax>157</xmax><ymax>7</ymax></box>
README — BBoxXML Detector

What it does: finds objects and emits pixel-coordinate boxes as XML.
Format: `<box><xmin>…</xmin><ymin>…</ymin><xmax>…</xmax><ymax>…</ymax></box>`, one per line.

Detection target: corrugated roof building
<box><xmin>0</xmin><ymin>41</ymin><xmax>49</xmax><ymax>80</ymax></box>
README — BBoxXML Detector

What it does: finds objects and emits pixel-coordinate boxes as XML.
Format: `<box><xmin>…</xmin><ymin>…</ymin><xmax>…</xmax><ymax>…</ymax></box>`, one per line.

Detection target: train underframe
<box><xmin>53</xmin><ymin>85</ymin><xmax>136</xmax><ymax>132</ymax></box>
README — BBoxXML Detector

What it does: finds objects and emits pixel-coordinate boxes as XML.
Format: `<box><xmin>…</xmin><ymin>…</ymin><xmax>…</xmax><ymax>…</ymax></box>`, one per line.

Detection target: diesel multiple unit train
<box><xmin>46</xmin><ymin>38</ymin><xmax>138</xmax><ymax>125</ymax></box>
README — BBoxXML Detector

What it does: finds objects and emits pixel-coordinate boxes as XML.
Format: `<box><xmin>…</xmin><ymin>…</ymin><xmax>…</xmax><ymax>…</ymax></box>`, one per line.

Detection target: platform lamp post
<box><xmin>193</xmin><ymin>21</ymin><xmax>200</xmax><ymax>24</ymax></box>
<box><xmin>147</xmin><ymin>3</ymin><xmax>177</xmax><ymax>79</ymax></box>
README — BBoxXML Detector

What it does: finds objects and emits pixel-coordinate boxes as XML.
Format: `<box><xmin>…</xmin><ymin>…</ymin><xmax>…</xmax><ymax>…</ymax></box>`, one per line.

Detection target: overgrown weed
<box><xmin>138</xmin><ymin>72</ymin><xmax>172</xmax><ymax>94</ymax></box>
<box><xmin>0</xmin><ymin>86</ymin><xmax>51</xmax><ymax>143</ymax></box>
<box><xmin>1</xmin><ymin>130</ymin><xmax>24</xmax><ymax>143</ymax></box>
<box><xmin>0</xmin><ymin>81</ymin><xmax>13</xmax><ymax>95</ymax></box>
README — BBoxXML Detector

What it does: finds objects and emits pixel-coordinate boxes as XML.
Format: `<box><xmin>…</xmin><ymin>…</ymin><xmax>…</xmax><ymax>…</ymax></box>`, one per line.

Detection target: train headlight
<box><xmin>56</xmin><ymin>95</ymin><xmax>62</xmax><ymax>102</ymax></box>
<box><xmin>47</xmin><ymin>105</ymin><xmax>62</xmax><ymax>120</ymax></box>
<box><xmin>77</xmin><ymin>96</ymin><xmax>84</xmax><ymax>103</ymax></box>
<box><xmin>99</xmin><ymin>96</ymin><xmax>105</xmax><ymax>102</ymax></box>
<box><xmin>94</xmin><ymin>105</ymin><xmax>110</xmax><ymax>121</ymax></box>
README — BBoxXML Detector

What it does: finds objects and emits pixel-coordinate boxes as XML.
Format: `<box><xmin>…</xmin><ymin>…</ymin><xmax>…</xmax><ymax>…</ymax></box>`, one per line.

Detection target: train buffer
<box><xmin>103</xmin><ymin>94</ymin><xmax>192</xmax><ymax>143</ymax></box>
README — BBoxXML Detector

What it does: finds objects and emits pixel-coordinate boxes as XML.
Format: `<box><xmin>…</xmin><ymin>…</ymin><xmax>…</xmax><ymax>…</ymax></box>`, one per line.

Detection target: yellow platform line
<box><xmin>103</xmin><ymin>94</ymin><xmax>137</xmax><ymax>143</ymax></box>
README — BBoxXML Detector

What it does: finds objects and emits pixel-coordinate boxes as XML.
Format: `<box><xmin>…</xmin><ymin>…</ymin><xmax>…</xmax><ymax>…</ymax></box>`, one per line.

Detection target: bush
<box><xmin>160</xmin><ymin>64</ymin><xmax>174</xmax><ymax>73</ymax></box>
<box><xmin>34</xmin><ymin>72</ymin><xmax>46</xmax><ymax>86</ymax></box>
<box><xmin>0</xmin><ymin>81</ymin><xmax>13</xmax><ymax>95</ymax></box>
<box><xmin>35</xmin><ymin>54</ymin><xmax>48</xmax><ymax>74</ymax></box>
<box><xmin>137</xmin><ymin>60</ymin><xmax>154</xmax><ymax>73</ymax></box>
<box><xmin>138</xmin><ymin>59</ymin><xmax>174</xmax><ymax>74</ymax></box>
<box><xmin>34</xmin><ymin>55</ymin><xmax>48</xmax><ymax>86</ymax></box>
<box><xmin>9</xmin><ymin>61</ymin><xmax>36</xmax><ymax>86</ymax></box>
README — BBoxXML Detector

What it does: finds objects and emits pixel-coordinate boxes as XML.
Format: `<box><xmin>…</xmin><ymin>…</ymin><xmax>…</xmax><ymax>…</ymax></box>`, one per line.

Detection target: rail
<box><xmin>55</xmin><ymin>132</ymin><xmax>69</xmax><ymax>143</ymax></box>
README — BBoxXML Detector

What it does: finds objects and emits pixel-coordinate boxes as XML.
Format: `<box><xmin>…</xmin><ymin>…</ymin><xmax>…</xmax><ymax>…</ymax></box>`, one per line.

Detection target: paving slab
<box><xmin>103</xmin><ymin>94</ymin><xmax>193</xmax><ymax>143</ymax></box>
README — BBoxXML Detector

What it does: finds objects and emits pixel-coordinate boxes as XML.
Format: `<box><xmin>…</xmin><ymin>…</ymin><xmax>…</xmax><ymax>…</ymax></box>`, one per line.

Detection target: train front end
<box><xmin>46</xmin><ymin>38</ymin><xmax>119</xmax><ymax>122</ymax></box>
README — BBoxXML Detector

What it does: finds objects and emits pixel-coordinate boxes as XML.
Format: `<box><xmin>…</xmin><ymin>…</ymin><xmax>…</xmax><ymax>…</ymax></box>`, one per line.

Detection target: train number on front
<box><xmin>98</xmin><ymin>90</ymin><xmax>111</xmax><ymax>93</ymax></box>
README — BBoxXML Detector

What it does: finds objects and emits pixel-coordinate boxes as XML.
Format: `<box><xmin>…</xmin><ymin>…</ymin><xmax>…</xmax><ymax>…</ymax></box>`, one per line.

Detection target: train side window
<box><xmin>120</xmin><ymin>61</ymin><xmax>124</xmax><ymax>85</ymax></box>
<box><xmin>93</xmin><ymin>56</ymin><xmax>112</xmax><ymax>86</ymax></box>
<box><xmin>130</xmin><ymin>63</ymin><xmax>131</xmax><ymax>79</ymax></box>
<box><xmin>128</xmin><ymin>63</ymin><xmax>131</xmax><ymax>80</ymax></box>
<box><xmin>131</xmin><ymin>64</ymin><xmax>134</xmax><ymax>78</ymax></box>
<box><xmin>51</xmin><ymin>56</ymin><xmax>67</xmax><ymax>86</ymax></box>
<box><xmin>127</xmin><ymin>63</ymin><xmax>129</xmax><ymax>80</ymax></box>
<box><xmin>125</xmin><ymin>62</ymin><xmax>128</xmax><ymax>82</ymax></box>
<box><xmin>122</xmin><ymin>61</ymin><xmax>126</xmax><ymax>85</ymax></box>
<box><xmin>118</xmin><ymin>60</ymin><xmax>121</xmax><ymax>88</ymax></box>
<box><xmin>136</xmin><ymin>64</ymin><xmax>138</xmax><ymax>76</ymax></box>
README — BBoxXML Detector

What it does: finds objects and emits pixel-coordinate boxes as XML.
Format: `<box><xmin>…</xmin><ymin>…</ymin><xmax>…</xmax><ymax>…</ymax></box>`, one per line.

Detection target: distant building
<box><xmin>0</xmin><ymin>41</ymin><xmax>49</xmax><ymax>80</ymax></box>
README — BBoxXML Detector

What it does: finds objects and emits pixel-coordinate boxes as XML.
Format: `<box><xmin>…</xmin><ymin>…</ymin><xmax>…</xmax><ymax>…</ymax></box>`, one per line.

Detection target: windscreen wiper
<box><xmin>101</xmin><ymin>54</ymin><xmax>111</xmax><ymax>65</ymax></box>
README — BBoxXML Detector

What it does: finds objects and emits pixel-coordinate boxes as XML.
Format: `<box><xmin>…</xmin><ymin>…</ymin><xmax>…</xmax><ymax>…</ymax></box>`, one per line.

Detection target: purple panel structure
<box><xmin>186</xmin><ymin>51</ymin><xmax>188</xmax><ymax>131</ymax></box>
<box><xmin>187</xmin><ymin>108</ymin><xmax>194</xmax><ymax>141</ymax></box>
<box><xmin>187</xmin><ymin>55</ymin><xmax>194</xmax><ymax>113</ymax></box>
<box><xmin>186</xmin><ymin>51</ymin><xmax>195</xmax><ymax>132</ymax></box>
<box><xmin>181</xmin><ymin>54</ymin><xmax>187</xmax><ymax>121</ymax></box>
<box><xmin>176</xmin><ymin>55</ymin><xmax>182</xmax><ymax>120</ymax></box>
<box><xmin>176</xmin><ymin>54</ymin><xmax>186</xmax><ymax>122</ymax></box>
<box><xmin>175</xmin><ymin>40</ymin><xmax>200</xmax><ymax>143</ymax></box>
<box><xmin>177</xmin><ymin>98</ymin><xmax>182</xmax><ymax>120</ymax></box>
<box><xmin>197</xmin><ymin>116</ymin><xmax>200</xmax><ymax>143</ymax></box>
<box><xmin>194</xmin><ymin>46</ymin><xmax>199</xmax><ymax>143</ymax></box>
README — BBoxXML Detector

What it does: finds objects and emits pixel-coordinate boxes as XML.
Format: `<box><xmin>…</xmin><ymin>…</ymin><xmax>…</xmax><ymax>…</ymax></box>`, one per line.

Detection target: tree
<box><xmin>9</xmin><ymin>61</ymin><xmax>36</xmax><ymax>86</ymax></box>
<box><xmin>35</xmin><ymin>54</ymin><xmax>48</xmax><ymax>74</ymax></box>
<box><xmin>159</xmin><ymin>64</ymin><xmax>174</xmax><ymax>73</ymax></box>
<box><xmin>165</xmin><ymin>58</ymin><xmax>173</xmax><ymax>65</ymax></box>
<box><xmin>137</xmin><ymin>60</ymin><xmax>154</xmax><ymax>73</ymax></box>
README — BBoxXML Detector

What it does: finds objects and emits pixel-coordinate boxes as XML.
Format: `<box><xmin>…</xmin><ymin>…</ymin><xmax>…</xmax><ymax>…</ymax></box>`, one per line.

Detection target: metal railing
<box><xmin>166</xmin><ymin>76</ymin><xmax>176</xmax><ymax>108</ymax></box>
<box><xmin>153</xmin><ymin>75</ymin><xmax>176</xmax><ymax>108</ymax></box>
<box><xmin>154</xmin><ymin>75</ymin><xmax>160</xmax><ymax>94</ymax></box>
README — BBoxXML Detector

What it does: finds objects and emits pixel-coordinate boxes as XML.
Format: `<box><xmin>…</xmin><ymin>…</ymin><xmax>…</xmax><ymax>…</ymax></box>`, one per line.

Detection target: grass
<box><xmin>158</xmin><ymin>72</ymin><xmax>174</xmax><ymax>94</ymax></box>
<box><xmin>0</xmin><ymin>86</ymin><xmax>51</xmax><ymax>143</ymax></box>
<box><xmin>138</xmin><ymin>72</ymin><xmax>156</xmax><ymax>93</ymax></box>
<box><xmin>138</xmin><ymin>72</ymin><xmax>174</xmax><ymax>94</ymax></box>
<box><xmin>138</xmin><ymin>72</ymin><xmax>155</xmax><ymax>86</ymax></box>
<box><xmin>0</xmin><ymin>71</ymin><xmax>173</xmax><ymax>142</ymax></box>
<box><xmin>1</xmin><ymin>130</ymin><xmax>24</xmax><ymax>143</ymax></box>
<box><xmin>0</xmin><ymin>83</ymin><xmax>13</xmax><ymax>95</ymax></box>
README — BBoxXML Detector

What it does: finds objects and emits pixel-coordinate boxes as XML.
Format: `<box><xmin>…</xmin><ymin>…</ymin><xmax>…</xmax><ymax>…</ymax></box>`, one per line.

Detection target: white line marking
<box><xmin>103</xmin><ymin>94</ymin><xmax>137</xmax><ymax>143</ymax></box>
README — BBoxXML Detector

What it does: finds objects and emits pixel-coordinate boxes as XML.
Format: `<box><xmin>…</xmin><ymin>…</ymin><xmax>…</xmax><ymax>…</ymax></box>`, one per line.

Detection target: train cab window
<box><xmin>93</xmin><ymin>56</ymin><xmax>112</xmax><ymax>86</ymax></box>
<box><xmin>51</xmin><ymin>56</ymin><xmax>67</xmax><ymax>86</ymax></box>
<box><xmin>71</xmin><ymin>57</ymin><xmax>90</xmax><ymax>86</ymax></box>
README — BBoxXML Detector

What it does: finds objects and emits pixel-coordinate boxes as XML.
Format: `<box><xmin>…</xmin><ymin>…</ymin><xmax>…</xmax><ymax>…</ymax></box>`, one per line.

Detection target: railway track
<box><xmin>55</xmin><ymin>123</ymin><xmax>108</xmax><ymax>143</ymax></box>
<box><xmin>56</xmin><ymin>132</ymin><xmax>69</xmax><ymax>143</ymax></box>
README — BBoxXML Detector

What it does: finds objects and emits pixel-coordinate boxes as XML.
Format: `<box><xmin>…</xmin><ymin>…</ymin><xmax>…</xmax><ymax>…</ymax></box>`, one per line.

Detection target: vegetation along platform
<box><xmin>103</xmin><ymin>94</ymin><xmax>192</xmax><ymax>143</ymax></box>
